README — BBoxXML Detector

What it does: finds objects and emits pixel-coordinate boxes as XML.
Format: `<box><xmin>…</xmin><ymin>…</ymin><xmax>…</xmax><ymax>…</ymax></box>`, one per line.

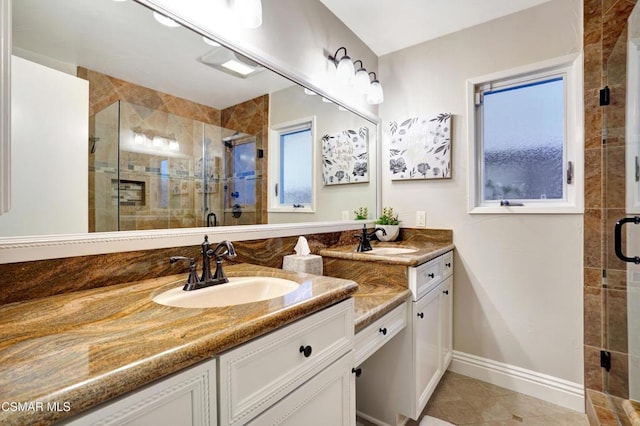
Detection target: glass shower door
<box><xmin>606</xmin><ymin>0</ymin><xmax>639</xmax><ymax>411</ymax></box>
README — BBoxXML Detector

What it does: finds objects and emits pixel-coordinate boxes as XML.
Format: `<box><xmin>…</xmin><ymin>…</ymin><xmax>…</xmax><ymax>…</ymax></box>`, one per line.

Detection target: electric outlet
<box><xmin>416</xmin><ymin>211</ymin><xmax>426</xmax><ymax>227</ymax></box>
<box><xmin>342</xmin><ymin>210</ymin><xmax>350</xmax><ymax>220</ymax></box>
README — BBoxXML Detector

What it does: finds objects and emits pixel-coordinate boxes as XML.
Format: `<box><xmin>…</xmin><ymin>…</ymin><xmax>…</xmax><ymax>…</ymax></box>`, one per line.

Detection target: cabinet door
<box><xmin>65</xmin><ymin>361</ymin><xmax>215</xmax><ymax>426</ymax></box>
<box><xmin>247</xmin><ymin>352</ymin><xmax>355</xmax><ymax>426</ymax></box>
<box><xmin>440</xmin><ymin>277</ymin><xmax>453</xmax><ymax>369</ymax></box>
<box><xmin>414</xmin><ymin>287</ymin><xmax>441</xmax><ymax>414</ymax></box>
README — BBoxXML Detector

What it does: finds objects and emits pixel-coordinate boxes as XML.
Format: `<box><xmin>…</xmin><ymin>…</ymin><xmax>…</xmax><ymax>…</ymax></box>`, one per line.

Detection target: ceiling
<box><xmin>319</xmin><ymin>0</ymin><xmax>554</xmax><ymax>56</ymax></box>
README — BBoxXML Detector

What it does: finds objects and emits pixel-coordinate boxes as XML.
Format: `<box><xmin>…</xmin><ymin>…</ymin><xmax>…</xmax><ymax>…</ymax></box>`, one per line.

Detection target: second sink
<box><xmin>153</xmin><ymin>277</ymin><xmax>300</xmax><ymax>308</ymax></box>
<box><xmin>364</xmin><ymin>247</ymin><xmax>418</xmax><ymax>255</ymax></box>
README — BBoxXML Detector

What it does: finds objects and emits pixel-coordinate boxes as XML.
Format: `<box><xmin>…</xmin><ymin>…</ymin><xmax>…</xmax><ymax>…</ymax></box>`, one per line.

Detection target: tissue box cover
<box><xmin>282</xmin><ymin>254</ymin><xmax>323</xmax><ymax>275</ymax></box>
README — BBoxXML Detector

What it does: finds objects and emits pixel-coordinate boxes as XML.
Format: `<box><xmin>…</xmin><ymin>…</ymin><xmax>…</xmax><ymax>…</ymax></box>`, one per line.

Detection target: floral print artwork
<box><xmin>388</xmin><ymin>113</ymin><xmax>452</xmax><ymax>180</ymax></box>
<box><xmin>322</xmin><ymin>127</ymin><xmax>369</xmax><ymax>185</ymax></box>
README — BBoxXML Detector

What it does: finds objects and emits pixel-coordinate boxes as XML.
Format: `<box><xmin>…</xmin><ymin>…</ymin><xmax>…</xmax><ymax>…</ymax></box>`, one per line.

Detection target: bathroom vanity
<box><xmin>321</xmin><ymin>240</ymin><xmax>454</xmax><ymax>425</ymax></box>
<box><xmin>66</xmin><ymin>299</ymin><xmax>355</xmax><ymax>426</ymax></box>
<box><xmin>0</xmin><ymin>230</ymin><xmax>453</xmax><ymax>426</ymax></box>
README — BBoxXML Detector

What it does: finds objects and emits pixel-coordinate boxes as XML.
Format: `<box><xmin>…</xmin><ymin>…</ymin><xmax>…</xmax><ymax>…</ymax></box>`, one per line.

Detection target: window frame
<box><xmin>467</xmin><ymin>53</ymin><xmax>584</xmax><ymax>214</ymax></box>
<box><xmin>268</xmin><ymin>116</ymin><xmax>316</xmax><ymax>213</ymax></box>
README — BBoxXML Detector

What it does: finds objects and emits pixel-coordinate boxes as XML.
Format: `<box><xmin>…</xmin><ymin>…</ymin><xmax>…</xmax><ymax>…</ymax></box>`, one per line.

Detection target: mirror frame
<box><xmin>0</xmin><ymin>0</ymin><xmax>381</xmax><ymax>263</ymax></box>
<box><xmin>0</xmin><ymin>0</ymin><xmax>10</xmax><ymax>215</ymax></box>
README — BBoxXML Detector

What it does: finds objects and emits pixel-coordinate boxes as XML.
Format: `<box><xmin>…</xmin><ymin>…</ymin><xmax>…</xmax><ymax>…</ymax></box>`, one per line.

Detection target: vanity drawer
<box><xmin>442</xmin><ymin>251</ymin><xmax>453</xmax><ymax>279</ymax></box>
<box><xmin>354</xmin><ymin>301</ymin><xmax>408</xmax><ymax>366</ymax></box>
<box><xmin>409</xmin><ymin>257</ymin><xmax>443</xmax><ymax>300</ymax></box>
<box><xmin>218</xmin><ymin>298</ymin><xmax>354</xmax><ymax>426</ymax></box>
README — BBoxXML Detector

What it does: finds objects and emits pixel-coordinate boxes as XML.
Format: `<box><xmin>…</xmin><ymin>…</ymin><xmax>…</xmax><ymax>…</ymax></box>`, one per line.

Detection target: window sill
<box><xmin>268</xmin><ymin>207</ymin><xmax>315</xmax><ymax>214</ymax></box>
<box><xmin>469</xmin><ymin>203</ymin><xmax>583</xmax><ymax>215</ymax></box>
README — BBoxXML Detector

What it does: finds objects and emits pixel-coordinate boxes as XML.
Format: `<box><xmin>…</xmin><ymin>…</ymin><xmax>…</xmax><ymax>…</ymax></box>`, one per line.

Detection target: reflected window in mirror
<box><xmin>270</xmin><ymin>118</ymin><xmax>315</xmax><ymax>212</ymax></box>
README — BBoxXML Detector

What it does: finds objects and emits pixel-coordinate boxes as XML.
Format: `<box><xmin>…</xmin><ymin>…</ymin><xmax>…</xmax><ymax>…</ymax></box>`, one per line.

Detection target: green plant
<box><xmin>354</xmin><ymin>207</ymin><xmax>368</xmax><ymax>220</ymax></box>
<box><xmin>375</xmin><ymin>207</ymin><xmax>399</xmax><ymax>225</ymax></box>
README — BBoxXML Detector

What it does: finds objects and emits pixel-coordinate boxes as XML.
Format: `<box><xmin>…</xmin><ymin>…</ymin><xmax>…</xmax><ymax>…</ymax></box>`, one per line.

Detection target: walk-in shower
<box><xmin>89</xmin><ymin>100</ymin><xmax>257</xmax><ymax>232</ymax></box>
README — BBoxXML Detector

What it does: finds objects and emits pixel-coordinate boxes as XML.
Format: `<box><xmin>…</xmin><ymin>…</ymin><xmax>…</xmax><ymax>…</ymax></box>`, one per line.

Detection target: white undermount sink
<box><xmin>153</xmin><ymin>276</ymin><xmax>300</xmax><ymax>308</ymax></box>
<box><xmin>364</xmin><ymin>247</ymin><xmax>418</xmax><ymax>255</ymax></box>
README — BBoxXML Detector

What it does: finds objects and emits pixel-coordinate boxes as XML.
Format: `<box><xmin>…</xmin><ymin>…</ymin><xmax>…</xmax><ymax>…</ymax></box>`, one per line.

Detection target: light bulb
<box><xmin>354</xmin><ymin>68</ymin><xmax>370</xmax><ymax>93</ymax></box>
<box><xmin>153</xmin><ymin>12</ymin><xmax>180</xmax><ymax>28</ymax></box>
<box><xmin>335</xmin><ymin>55</ymin><xmax>354</xmax><ymax>83</ymax></box>
<box><xmin>367</xmin><ymin>80</ymin><xmax>384</xmax><ymax>105</ymax></box>
<box><xmin>202</xmin><ymin>37</ymin><xmax>220</xmax><ymax>47</ymax></box>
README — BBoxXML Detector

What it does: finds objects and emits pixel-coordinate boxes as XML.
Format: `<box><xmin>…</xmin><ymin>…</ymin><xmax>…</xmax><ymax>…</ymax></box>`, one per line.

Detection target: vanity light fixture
<box><xmin>327</xmin><ymin>47</ymin><xmax>384</xmax><ymax>104</ymax></box>
<box><xmin>153</xmin><ymin>11</ymin><xmax>180</xmax><ymax>28</ymax></box>
<box><xmin>303</xmin><ymin>88</ymin><xmax>317</xmax><ymax>96</ymax></box>
<box><xmin>233</xmin><ymin>0</ymin><xmax>263</xmax><ymax>29</ymax></box>
<box><xmin>353</xmin><ymin>60</ymin><xmax>370</xmax><ymax>94</ymax></box>
<box><xmin>328</xmin><ymin>47</ymin><xmax>354</xmax><ymax>83</ymax></box>
<box><xmin>366</xmin><ymin>72</ymin><xmax>384</xmax><ymax>105</ymax></box>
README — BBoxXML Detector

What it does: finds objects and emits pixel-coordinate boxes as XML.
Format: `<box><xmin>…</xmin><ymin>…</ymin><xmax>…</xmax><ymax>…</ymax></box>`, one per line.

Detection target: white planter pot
<box><xmin>375</xmin><ymin>225</ymin><xmax>400</xmax><ymax>242</ymax></box>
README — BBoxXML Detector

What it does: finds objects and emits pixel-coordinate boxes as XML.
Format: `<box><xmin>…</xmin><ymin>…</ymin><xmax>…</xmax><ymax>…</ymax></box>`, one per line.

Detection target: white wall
<box><xmin>269</xmin><ymin>85</ymin><xmax>377</xmax><ymax>223</ymax></box>
<box><xmin>143</xmin><ymin>0</ymin><xmax>379</xmax><ymax>119</ymax></box>
<box><xmin>0</xmin><ymin>56</ymin><xmax>88</xmax><ymax>237</ymax></box>
<box><xmin>379</xmin><ymin>0</ymin><xmax>584</xmax><ymax>396</ymax></box>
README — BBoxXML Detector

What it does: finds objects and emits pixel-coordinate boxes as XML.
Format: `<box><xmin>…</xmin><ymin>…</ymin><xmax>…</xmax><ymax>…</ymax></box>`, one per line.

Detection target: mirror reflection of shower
<box><xmin>88</xmin><ymin>100</ymin><xmax>258</xmax><ymax>232</ymax></box>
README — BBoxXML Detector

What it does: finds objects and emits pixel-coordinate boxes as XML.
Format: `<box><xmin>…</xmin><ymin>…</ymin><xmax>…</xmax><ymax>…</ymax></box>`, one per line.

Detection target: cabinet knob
<box><xmin>352</xmin><ymin>367</ymin><xmax>362</xmax><ymax>377</ymax></box>
<box><xmin>379</xmin><ymin>327</ymin><xmax>387</xmax><ymax>336</ymax></box>
<box><xmin>428</xmin><ymin>273</ymin><xmax>435</xmax><ymax>279</ymax></box>
<box><xmin>417</xmin><ymin>312</ymin><xmax>424</xmax><ymax>319</ymax></box>
<box><xmin>443</xmin><ymin>290</ymin><xmax>449</xmax><ymax>295</ymax></box>
<box><xmin>299</xmin><ymin>345</ymin><xmax>312</xmax><ymax>358</ymax></box>
<box><xmin>446</xmin><ymin>262</ymin><xmax>452</xmax><ymax>267</ymax></box>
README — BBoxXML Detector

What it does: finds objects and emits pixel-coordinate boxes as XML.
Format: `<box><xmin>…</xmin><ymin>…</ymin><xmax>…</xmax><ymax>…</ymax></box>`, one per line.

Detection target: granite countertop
<box><xmin>0</xmin><ymin>263</ymin><xmax>357</xmax><ymax>426</ymax></box>
<box><xmin>322</xmin><ymin>240</ymin><xmax>455</xmax><ymax>332</ymax></box>
<box><xmin>0</xmin><ymin>240</ymin><xmax>452</xmax><ymax>425</ymax></box>
<box><xmin>319</xmin><ymin>240</ymin><xmax>455</xmax><ymax>267</ymax></box>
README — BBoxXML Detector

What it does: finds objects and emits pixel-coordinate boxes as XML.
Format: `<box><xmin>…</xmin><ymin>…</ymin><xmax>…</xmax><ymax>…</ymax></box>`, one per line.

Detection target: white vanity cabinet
<box><xmin>356</xmin><ymin>251</ymin><xmax>453</xmax><ymax>426</ymax></box>
<box><xmin>65</xmin><ymin>360</ymin><xmax>216</xmax><ymax>426</ymax></box>
<box><xmin>65</xmin><ymin>298</ymin><xmax>355</xmax><ymax>426</ymax></box>
<box><xmin>217</xmin><ymin>298</ymin><xmax>355</xmax><ymax>426</ymax></box>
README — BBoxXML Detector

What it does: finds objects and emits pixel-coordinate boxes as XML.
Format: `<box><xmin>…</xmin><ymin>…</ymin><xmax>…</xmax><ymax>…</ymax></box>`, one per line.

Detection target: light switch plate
<box><xmin>342</xmin><ymin>210</ymin><xmax>350</xmax><ymax>220</ymax></box>
<box><xmin>416</xmin><ymin>211</ymin><xmax>426</xmax><ymax>227</ymax></box>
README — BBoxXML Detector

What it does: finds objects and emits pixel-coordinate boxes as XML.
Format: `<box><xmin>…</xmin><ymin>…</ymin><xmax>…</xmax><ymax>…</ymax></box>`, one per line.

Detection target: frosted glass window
<box><xmin>232</xmin><ymin>141</ymin><xmax>256</xmax><ymax>206</ymax></box>
<box><xmin>280</xmin><ymin>128</ymin><xmax>312</xmax><ymax>205</ymax></box>
<box><xmin>481</xmin><ymin>77</ymin><xmax>565</xmax><ymax>202</ymax></box>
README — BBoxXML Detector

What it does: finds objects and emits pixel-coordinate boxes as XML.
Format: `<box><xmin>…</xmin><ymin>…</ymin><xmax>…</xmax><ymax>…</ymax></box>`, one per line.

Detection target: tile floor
<box><xmin>359</xmin><ymin>371</ymin><xmax>589</xmax><ymax>425</ymax></box>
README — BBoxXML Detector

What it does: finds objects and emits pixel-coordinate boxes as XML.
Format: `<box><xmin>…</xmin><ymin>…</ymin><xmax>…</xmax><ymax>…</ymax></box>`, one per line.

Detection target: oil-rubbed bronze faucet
<box><xmin>355</xmin><ymin>224</ymin><xmax>386</xmax><ymax>252</ymax></box>
<box><xmin>170</xmin><ymin>236</ymin><xmax>237</xmax><ymax>291</ymax></box>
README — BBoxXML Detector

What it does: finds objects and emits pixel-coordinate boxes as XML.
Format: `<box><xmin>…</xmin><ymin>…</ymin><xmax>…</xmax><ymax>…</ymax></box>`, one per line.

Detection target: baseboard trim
<box><xmin>449</xmin><ymin>350</ymin><xmax>585</xmax><ymax>412</ymax></box>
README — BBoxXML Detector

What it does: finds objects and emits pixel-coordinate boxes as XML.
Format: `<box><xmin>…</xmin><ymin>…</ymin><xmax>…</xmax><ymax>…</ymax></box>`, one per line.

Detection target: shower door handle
<box><xmin>614</xmin><ymin>216</ymin><xmax>640</xmax><ymax>263</ymax></box>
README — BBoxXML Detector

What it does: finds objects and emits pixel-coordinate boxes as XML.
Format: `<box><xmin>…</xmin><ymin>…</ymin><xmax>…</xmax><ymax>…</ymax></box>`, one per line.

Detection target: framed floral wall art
<box><xmin>321</xmin><ymin>127</ymin><xmax>369</xmax><ymax>185</ymax></box>
<box><xmin>388</xmin><ymin>113</ymin><xmax>452</xmax><ymax>180</ymax></box>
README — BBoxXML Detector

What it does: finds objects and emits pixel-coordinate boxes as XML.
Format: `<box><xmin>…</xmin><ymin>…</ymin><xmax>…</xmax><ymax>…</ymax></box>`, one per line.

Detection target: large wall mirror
<box><xmin>0</xmin><ymin>0</ymin><xmax>378</xmax><ymax>240</ymax></box>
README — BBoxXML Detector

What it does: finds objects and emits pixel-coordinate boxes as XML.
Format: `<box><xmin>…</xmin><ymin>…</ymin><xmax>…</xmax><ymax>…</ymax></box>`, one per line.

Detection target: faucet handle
<box><xmin>169</xmin><ymin>256</ymin><xmax>200</xmax><ymax>284</ymax></box>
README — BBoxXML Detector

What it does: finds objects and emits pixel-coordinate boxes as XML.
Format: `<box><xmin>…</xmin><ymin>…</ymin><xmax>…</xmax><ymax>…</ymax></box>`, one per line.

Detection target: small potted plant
<box><xmin>354</xmin><ymin>207</ymin><xmax>368</xmax><ymax>220</ymax></box>
<box><xmin>375</xmin><ymin>207</ymin><xmax>400</xmax><ymax>241</ymax></box>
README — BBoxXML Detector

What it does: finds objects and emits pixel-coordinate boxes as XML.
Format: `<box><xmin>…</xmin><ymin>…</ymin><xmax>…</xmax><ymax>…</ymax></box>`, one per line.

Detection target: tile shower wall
<box><xmin>80</xmin><ymin>68</ymin><xmax>270</xmax><ymax>230</ymax></box>
<box><xmin>583</xmin><ymin>0</ymin><xmax>637</xmax><ymax>411</ymax></box>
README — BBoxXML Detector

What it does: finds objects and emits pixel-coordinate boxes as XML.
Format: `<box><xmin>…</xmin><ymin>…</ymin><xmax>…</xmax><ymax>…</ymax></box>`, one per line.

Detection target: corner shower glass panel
<box><xmin>481</xmin><ymin>78</ymin><xmax>565</xmax><ymax>201</ymax></box>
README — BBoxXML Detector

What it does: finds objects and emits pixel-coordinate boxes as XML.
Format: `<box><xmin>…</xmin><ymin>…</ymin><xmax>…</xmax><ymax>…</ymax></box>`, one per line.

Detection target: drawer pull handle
<box><xmin>299</xmin><ymin>345</ymin><xmax>312</xmax><ymax>358</ymax></box>
<box><xmin>443</xmin><ymin>290</ymin><xmax>449</xmax><ymax>295</ymax></box>
<box><xmin>417</xmin><ymin>312</ymin><xmax>424</xmax><ymax>319</ymax></box>
<box><xmin>428</xmin><ymin>273</ymin><xmax>435</xmax><ymax>278</ymax></box>
<box><xmin>446</xmin><ymin>262</ymin><xmax>452</xmax><ymax>267</ymax></box>
<box><xmin>352</xmin><ymin>367</ymin><xmax>362</xmax><ymax>377</ymax></box>
<box><xmin>379</xmin><ymin>327</ymin><xmax>387</xmax><ymax>336</ymax></box>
